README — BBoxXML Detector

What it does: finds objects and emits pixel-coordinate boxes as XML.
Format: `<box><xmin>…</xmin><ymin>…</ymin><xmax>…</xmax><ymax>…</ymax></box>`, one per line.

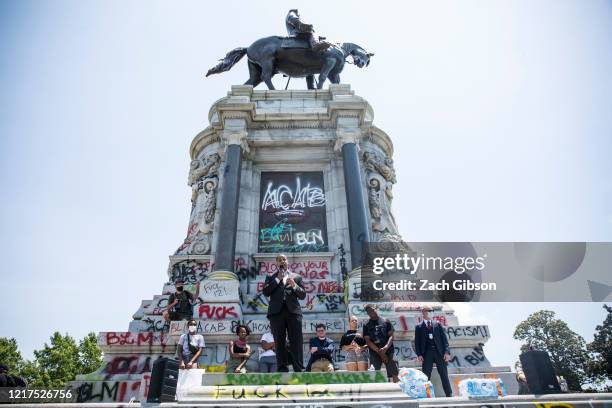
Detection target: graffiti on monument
<box><xmin>252</xmin><ymin>279</ymin><xmax>341</xmax><ymax>294</ymax></box>
<box><xmin>209</xmin><ymin>383</ymin><xmax>378</xmax><ymax>400</ymax></box>
<box><xmin>257</xmin><ymin>259</ymin><xmax>331</xmax><ymax>279</ymax></box>
<box><xmin>100</xmin><ymin>355</ymin><xmax>164</xmax><ymax>379</ymax></box>
<box><xmin>101</xmin><ymin>332</ymin><xmax>174</xmax><ymax>348</ymax></box>
<box><xmin>169</xmin><ymin>259</ymin><xmax>209</xmax><ymax>283</ymax></box>
<box><xmin>138</xmin><ymin>316</ymin><xmax>169</xmax><ymax>332</ymax></box>
<box><xmin>222</xmin><ymin>371</ymin><xmax>388</xmax><ymax>386</ymax></box>
<box><xmin>143</xmin><ymin>296</ymin><xmax>169</xmax><ymax>315</ymax></box>
<box><xmin>242</xmin><ymin>292</ymin><xmax>344</xmax><ymax>313</ymax></box>
<box><xmin>448</xmin><ymin>343</ymin><xmax>491</xmax><ymax>367</ymax></box>
<box><xmin>303</xmin><ymin>293</ymin><xmax>345</xmax><ymax>312</ymax></box>
<box><xmin>258</xmin><ymin>172</ymin><xmax>328</xmax><ymax>253</ymax></box>
<box><xmin>445</xmin><ymin>325</ymin><xmax>490</xmax><ymax>341</ymax></box>
<box><xmin>72</xmin><ymin>375</ymin><xmax>149</xmax><ymax>403</ymax></box>
<box><xmin>196</xmin><ymin>303</ymin><xmax>241</xmax><ymax>320</ymax></box>
<box><xmin>199</xmin><ymin>280</ymin><xmax>239</xmax><ymax>302</ymax></box>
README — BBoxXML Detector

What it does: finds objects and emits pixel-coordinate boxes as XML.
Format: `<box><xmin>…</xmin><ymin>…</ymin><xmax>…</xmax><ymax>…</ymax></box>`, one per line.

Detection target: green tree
<box><xmin>19</xmin><ymin>360</ymin><xmax>47</xmax><ymax>388</ymax></box>
<box><xmin>586</xmin><ymin>304</ymin><xmax>612</xmax><ymax>390</ymax></box>
<box><xmin>77</xmin><ymin>332</ymin><xmax>103</xmax><ymax>375</ymax></box>
<box><xmin>28</xmin><ymin>331</ymin><xmax>103</xmax><ymax>389</ymax></box>
<box><xmin>32</xmin><ymin>332</ymin><xmax>81</xmax><ymax>388</ymax></box>
<box><xmin>513</xmin><ymin>310</ymin><xmax>588</xmax><ymax>391</ymax></box>
<box><xmin>0</xmin><ymin>338</ymin><xmax>24</xmax><ymax>373</ymax></box>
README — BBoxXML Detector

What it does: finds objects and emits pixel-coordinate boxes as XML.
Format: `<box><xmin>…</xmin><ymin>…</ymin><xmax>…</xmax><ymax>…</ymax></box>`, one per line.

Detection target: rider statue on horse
<box><xmin>285</xmin><ymin>9</ymin><xmax>330</xmax><ymax>53</ymax></box>
<box><xmin>206</xmin><ymin>9</ymin><xmax>373</xmax><ymax>90</ymax></box>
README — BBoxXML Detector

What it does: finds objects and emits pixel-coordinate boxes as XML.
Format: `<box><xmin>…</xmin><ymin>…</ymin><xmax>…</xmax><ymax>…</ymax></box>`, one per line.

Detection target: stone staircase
<box><xmin>176</xmin><ymin>370</ymin><xmax>412</xmax><ymax>405</ymax></box>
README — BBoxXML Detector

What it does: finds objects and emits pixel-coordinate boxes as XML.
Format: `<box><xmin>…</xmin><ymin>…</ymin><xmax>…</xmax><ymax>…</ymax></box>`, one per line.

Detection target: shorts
<box><xmin>179</xmin><ymin>353</ymin><xmax>200</xmax><ymax>368</ymax></box>
<box><xmin>345</xmin><ymin>349</ymin><xmax>369</xmax><ymax>363</ymax></box>
<box><xmin>227</xmin><ymin>358</ymin><xmax>247</xmax><ymax>373</ymax></box>
<box><xmin>310</xmin><ymin>359</ymin><xmax>334</xmax><ymax>372</ymax></box>
<box><xmin>369</xmin><ymin>346</ymin><xmax>399</xmax><ymax>378</ymax></box>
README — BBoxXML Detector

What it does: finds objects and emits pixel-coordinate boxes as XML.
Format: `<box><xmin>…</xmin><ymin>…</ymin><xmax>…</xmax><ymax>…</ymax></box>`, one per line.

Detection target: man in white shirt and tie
<box><xmin>414</xmin><ymin>306</ymin><xmax>453</xmax><ymax>397</ymax></box>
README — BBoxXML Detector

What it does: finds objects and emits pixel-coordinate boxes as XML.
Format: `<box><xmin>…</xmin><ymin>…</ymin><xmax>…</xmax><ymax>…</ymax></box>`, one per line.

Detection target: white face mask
<box><xmin>188</xmin><ymin>325</ymin><xmax>197</xmax><ymax>333</ymax></box>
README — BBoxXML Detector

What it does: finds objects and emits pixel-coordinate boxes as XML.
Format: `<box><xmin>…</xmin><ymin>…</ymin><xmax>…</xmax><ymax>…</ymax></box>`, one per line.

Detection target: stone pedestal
<box><xmin>68</xmin><ymin>85</ymin><xmax>514</xmax><ymax>403</ymax></box>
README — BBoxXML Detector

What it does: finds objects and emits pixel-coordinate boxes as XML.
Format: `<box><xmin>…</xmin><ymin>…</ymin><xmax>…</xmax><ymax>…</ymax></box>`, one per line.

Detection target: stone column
<box><xmin>209</xmin><ymin>120</ymin><xmax>249</xmax><ymax>280</ymax></box>
<box><xmin>335</xmin><ymin>124</ymin><xmax>371</xmax><ymax>270</ymax></box>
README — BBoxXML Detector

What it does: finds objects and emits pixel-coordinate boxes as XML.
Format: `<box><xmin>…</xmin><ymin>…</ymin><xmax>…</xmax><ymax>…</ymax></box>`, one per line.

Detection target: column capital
<box><xmin>334</xmin><ymin>128</ymin><xmax>362</xmax><ymax>153</ymax></box>
<box><xmin>348</xmin><ymin>266</ymin><xmax>362</xmax><ymax>279</ymax></box>
<box><xmin>221</xmin><ymin>129</ymin><xmax>249</xmax><ymax>154</ymax></box>
<box><xmin>206</xmin><ymin>270</ymin><xmax>239</xmax><ymax>281</ymax></box>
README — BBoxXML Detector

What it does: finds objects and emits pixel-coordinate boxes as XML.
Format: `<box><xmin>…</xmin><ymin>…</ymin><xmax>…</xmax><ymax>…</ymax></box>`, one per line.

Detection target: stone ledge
<box><xmin>180</xmin><ymin>382</ymin><xmax>405</xmax><ymax>402</ymax></box>
<box><xmin>200</xmin><ymin>370</ymin><xmax>388</xmax><ymax>386</ymax></box>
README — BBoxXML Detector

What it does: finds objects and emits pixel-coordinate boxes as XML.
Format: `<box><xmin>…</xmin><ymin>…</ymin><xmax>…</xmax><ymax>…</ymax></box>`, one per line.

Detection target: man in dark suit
<box><xmin>414</xmin><ymin>306</ymin><xmax>453</xmax><ymax>397</ymax></box>
<box><xmin>262</xmin><ymin>253</ymin><xmax>306</xmax><ymax>372</ymax></box>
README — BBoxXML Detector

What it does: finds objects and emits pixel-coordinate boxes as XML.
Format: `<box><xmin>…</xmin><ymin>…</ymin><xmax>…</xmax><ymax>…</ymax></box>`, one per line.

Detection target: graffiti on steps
<box><xmin>242</xmin><ymin>292</ymin><xmax>344</xmax><ymax>313</ymax></box>
<box><xmin>303</xmin><ymin>293</ymin><xmax>345</xmax><ymax>312</ymax></box>
<box><xmin>448</xmin><ymin>343</ymin><xmax>490</xmax><ymax>367</ymax></box>
<box><xmin>72</xmin><ymin>375</ymin><xmax>149</xmax><ymax>403</ymax></box>
<box><xmin>199</xmin><ymin>280</ymin><xmax>240</xmax><ymax>302</ymax></box>
<box><xmin>196</xmin><ymin>303</ymin><xmax>241</xmax><ymax>320</ymax></box>
<box><xmin>101</xmin><ymin>332</ymin><xmax>173</xmax><ymax>347</ymax></box>
<box><xmin>221</xmin><ymin>371</ymin><xmax>388</xmax><ymax>385</ymax></box>
<box><xmin>445</xmin><ymin>325</ymin><xmax>490</xmax><ymax>341</ymax></box>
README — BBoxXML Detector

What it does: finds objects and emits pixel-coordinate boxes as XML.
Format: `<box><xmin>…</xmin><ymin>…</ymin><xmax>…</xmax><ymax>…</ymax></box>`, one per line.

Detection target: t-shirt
<box><xmin>340</xmin><ymin>330</ymin><xmax>366</xmax><ymax>347</ymax></box>
<box><xmin>363</xmin><ymin>318</ymin><xmax>393</xmax><ymax>347</ymax></box>
<box><xmin>169</xmin><ymin>290</ymin><xmax>193</xmax><ymax>315</ymax></box>
<box><xmin>178</xmin><ymin>333</ymin><xmax>205</xmax><ymax>358</ymax></box>
<box><xmin>259</xmin><ymin>332</ymin><xmax>276</xmax><ymax>358</ymax></box>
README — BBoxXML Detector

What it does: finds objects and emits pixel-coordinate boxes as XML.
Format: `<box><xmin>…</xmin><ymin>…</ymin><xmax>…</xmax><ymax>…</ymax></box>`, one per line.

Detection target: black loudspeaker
<box><xmin>147</xmin><ymin>357</ymin><xmax>179</xmax><ymax>402</ymax></box>
<box><xmin>519</xmin><ymin>350</ymin><xmax>561</xmax><ymax>394</ymax></box>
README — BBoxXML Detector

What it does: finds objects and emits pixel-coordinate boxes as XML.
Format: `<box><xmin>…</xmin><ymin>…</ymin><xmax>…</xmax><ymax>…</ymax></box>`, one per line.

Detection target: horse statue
<box><xmin>206</xmin><ymin>36</ymin><xmax>374</xmax><ymax>90</ymax></box>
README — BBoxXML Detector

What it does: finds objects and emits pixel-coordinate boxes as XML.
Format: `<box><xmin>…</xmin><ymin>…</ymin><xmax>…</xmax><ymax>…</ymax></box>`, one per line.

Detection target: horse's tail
<box><xmin>206</xmin><ymin>47</ymin><xmax>247</xmax><ymax>77</ymax></box>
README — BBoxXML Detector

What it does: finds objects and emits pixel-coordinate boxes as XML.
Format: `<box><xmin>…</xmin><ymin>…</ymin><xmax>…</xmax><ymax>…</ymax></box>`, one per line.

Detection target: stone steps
<box><xmin>179</xmin><ymin>382</ymin><xmax>407</xmax><ymax>402</ymax></box>
<box><xmin>200</xmin><ymin>370</ymin><xmax>389</xmax><ymax>386</ymax></box>
<box><xmin>7</xmin><ymin>393</ymin><xmax>612</xmax><ymax>407</ymax></box>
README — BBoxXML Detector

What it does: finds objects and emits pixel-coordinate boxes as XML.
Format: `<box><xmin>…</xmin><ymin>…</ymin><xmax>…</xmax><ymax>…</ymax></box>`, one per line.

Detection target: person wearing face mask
<box><xmin>177</xmin><ymin>319</ymin><xmax>205</xmax><ymax>369</ymax></box>
<box><xmin>163</xmin><ymin>280</ymin><xmax>195</xmax><ymax>323</ymax></box>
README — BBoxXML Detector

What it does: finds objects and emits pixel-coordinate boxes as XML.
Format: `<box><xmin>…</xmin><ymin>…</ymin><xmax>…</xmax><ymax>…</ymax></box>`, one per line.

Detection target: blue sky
<box><xmin>0</xmin><ymin>0</ymin><xmax>611</xmax><ymax>368</ymax></box>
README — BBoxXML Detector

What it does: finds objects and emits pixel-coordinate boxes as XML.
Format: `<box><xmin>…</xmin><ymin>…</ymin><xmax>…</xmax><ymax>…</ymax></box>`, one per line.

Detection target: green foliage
<box><xmin>19</xmin><ymin>360</ymin><xmax>48</xmax><ymax>388</ymax></box>
<box><xmin>513</xmin><ymin>310</ymin><xmax>589</xmax><ymax>391</ymax></box>
<box><xmin>586</xmin><ymin>304</ymin><xmax>612</xmax><ymax>390</ymax></box>
<box><xmin>33</xmin><ymin>332</ymin><xmax>82</xmax><ymax>388</ymax></box>
<box><xmin>0</xmin><ymin>332</ymin><xmax>103</xmax><ymax>389</ymax></box>
<box><xmin>78</xmin><ymin>332</ymin><xmax>104</xmax><ymax>375</ymax></box>
<box><xmin>0</xmin><ymin>337</ymin><xmax>23</xmax><ymax>373</ymax></box>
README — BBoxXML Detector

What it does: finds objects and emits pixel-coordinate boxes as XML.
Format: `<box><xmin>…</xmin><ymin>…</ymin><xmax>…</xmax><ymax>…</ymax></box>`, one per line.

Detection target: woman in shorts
<box><xmin>340</xmin><ymin>315</ymin><xmax>369</xmax><ymax>371</ymax></box>
<box><xmin>226</xmin><ymin>324</ymin><xmax>252</xmax><ymax>373</ymax></box>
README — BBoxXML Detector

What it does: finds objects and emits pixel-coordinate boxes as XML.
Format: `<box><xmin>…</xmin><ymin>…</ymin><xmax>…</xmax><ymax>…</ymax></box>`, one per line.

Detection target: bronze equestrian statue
<box><xmin>206</xmin><ymin>9</ymin><xmax>374</xmax><ymax>90</ymax></box>
<box><xmin>285</xmin><ymin>9</ymin><xmax>330</xmax><ymax>52</ymax></box>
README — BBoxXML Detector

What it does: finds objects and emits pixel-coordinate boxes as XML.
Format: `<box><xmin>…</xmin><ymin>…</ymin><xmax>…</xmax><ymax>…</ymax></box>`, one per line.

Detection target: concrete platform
<box><xmin>3</xmin><ymin>393</ymin><xmax>611</xmax><ymax>407</ymax></box>
<box><xmin>199</xmin><ymin>371</ymin><xmax>389</xmax><ymax>386</ymax></box>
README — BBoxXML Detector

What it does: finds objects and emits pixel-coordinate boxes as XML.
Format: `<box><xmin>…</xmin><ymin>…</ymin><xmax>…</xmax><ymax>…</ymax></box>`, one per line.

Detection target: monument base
<box><xmin>173</xmin><ymin>369</ymin><xmax>519</xmax><ymax>403</ymax></box>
